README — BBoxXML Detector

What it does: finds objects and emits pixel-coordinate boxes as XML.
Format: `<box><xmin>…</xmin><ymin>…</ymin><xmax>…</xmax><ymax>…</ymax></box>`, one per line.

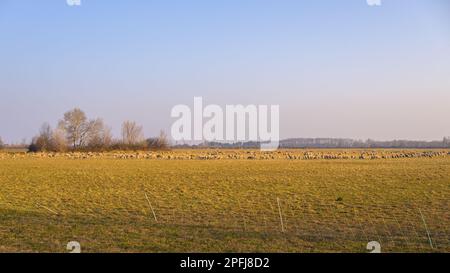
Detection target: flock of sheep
<box><xmin>1</xmin><ymin>149</ymin><xmax>449</xmax><ymax>160</ymax></box>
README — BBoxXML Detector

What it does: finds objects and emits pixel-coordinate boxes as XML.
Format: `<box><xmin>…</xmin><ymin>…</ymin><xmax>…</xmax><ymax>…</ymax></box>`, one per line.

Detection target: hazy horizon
<box><xmin>1</xmin><ymin>0</ymin><xmax>449</xmax><ymax>143</ymax></box>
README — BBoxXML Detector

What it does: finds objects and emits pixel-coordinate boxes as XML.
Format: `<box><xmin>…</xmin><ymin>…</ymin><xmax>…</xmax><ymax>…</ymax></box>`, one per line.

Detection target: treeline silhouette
<box><xmin>176</xmin><ymin>137</ymin><xmax>450</xmax><ymax>149</ymax></box>
<box><xmin>279</xmin><ymin>138</ymin><xmax>450</xmax><ymax>149</ymax></box>
<box><xmin>1</xmin><ymin>109</ymin><xmax>449</xmax><ymax>151</ymax></box>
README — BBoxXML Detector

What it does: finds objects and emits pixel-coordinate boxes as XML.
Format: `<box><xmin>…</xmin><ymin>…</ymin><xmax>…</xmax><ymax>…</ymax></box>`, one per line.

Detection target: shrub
<box><xmin>147</xmin><ymin>131</ymin><xmax>170</xmax><ymax>150</ymax></box>
<box><xmin>28</xmin><ymin>123</ymin><xmax>68</xmax><ymax>152</ymax></box>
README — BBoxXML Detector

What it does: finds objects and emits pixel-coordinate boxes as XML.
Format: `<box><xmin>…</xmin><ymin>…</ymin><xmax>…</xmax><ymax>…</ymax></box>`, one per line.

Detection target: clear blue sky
<box><xmin>1</xmin><ymin>0</ymin><xmax>449</xmax><ymax>143</ymax></box>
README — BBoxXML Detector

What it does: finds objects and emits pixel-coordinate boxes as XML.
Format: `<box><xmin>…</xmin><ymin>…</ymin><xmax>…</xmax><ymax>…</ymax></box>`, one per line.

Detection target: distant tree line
<box><xmin>27</xmin><ymin>108</ymin><xmax>169</xmax><ymax>152</ymax></box>
<box><xmin>279</xmin><ymin>138</ymin><xmax>450</xmax><ymax>149</ymax></box>
<box><xmin>1</xmin><ymin>115</ymin><xmax>450</xmax><ymax>151</ymax></box>
<box><xmin>177</xmin><ymin>137</ymin><xmax>450</xmax><ymax>149</ymax></box>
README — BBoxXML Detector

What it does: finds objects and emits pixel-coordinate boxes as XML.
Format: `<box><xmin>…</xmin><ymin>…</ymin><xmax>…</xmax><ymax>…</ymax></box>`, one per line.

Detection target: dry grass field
<box><xmin>0</xmin><ymin>149</ymin><xmax>449</xmax><ymax>253</ymax></box>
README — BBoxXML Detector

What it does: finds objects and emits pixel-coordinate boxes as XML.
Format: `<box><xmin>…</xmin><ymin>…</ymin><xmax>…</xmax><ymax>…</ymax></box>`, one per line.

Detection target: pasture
<box><xmin>0</xmin><ymin>150</ymin><xmax>449</xmax><ymax>252</ymax></box>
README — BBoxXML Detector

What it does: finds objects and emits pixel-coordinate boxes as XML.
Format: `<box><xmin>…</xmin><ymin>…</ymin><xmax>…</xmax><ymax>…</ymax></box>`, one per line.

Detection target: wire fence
<box><xmin>140</xmin><ymin>195</ymin><xmax>449</xmax><ymax>252</ymax></box>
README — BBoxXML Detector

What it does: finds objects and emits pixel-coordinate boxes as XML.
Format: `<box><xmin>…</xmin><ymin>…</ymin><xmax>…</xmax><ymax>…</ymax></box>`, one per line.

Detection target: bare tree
<box><xmin>0</xmin><ymin>136</ymin><xmax>4</xmax><ymax>150</ymax></box>
<box><xmin>39</xmin><ymin>123</ymin><xmax>53</xmax><ymax>151</ymax></box>
<box><xmin>27</xmin><ymin>109</ymin><xmax>116</xmax><ymax>152</ymax></box>
<box><xmin>87</xmin><ymin>119</ymin><xmax>113</xmax><ymax>150</ymax></box>
<box><xmin>121</xmin><ymin>120</ymin><xmax>144</xmax><ymax>146</ymax></box>
<box><xmin>58</xmin><ymin>108</ymin><xmax>88</xmax><ymax>149</ymax></box>
<box><xmin>52</xmin><ymin>127</ymin><xmax>68</xmax><ymax>152</ymax></box>
<box><xmin>29</xmin><ymin>123</ymin><xmax>54</xmax><ymax>152</ymax></box>
<box><xmin>147</xmin><ymin>130</ymin><xmax>170</xmax><ymax>150</ymax></box>
<box><xmin>40</xmin><ymin>123</ymin><xmax>53</xmax><ymax>142</ymax></box>
<box><xmin>58</xmin><ymin>108</ymin><xmax>102</xmax><ymax>149</ymax></box>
